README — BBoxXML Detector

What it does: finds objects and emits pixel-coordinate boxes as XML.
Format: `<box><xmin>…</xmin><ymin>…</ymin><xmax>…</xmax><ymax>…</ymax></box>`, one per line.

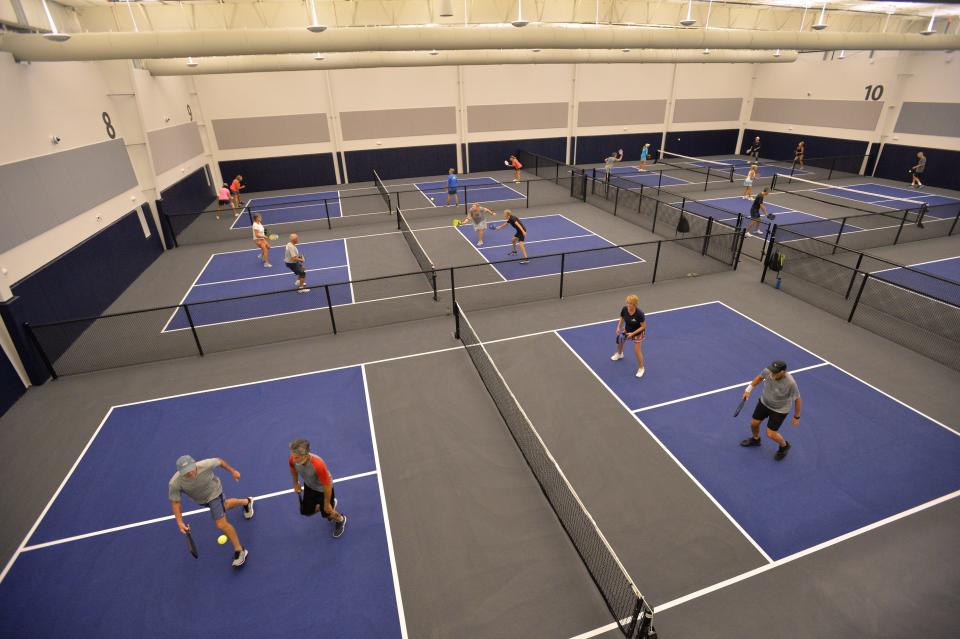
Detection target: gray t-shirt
<box><xmin>916</xmin><ymin>156</ymin><xmax>926</xmax><ymax>172</ymax></box>
<box><xmin>469</xmin><ymin>208</ymin><xmax>487</xmax><ymax>226</ymax></box>
<box><xmin>759</xmin><ymin>368</ymin><xmax>800</xmax><ymax>413</ymax></box>
<box><xmin>168</xmin><ymin>458</ymin><xmax>222</xmax><ymax>505</ymax></box>
<box><xmin>291</xmin><ymin>453</ymin><xmax>332</xmax><ymax>493</ymax></box>
<box><xmin>284</xmin><ymin>242</ymin><xmax>300</xmax><ymax>264</ymax></box>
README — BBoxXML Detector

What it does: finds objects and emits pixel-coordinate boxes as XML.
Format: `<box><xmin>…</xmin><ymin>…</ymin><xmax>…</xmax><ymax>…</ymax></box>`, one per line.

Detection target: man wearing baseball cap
<box><xmin>169</xmin><ymin>455</ymin><xmax>254</xmax><ymax>567</ymax></box>
<box><xmin>739</xmin><ymin>360</ymin><xmax>802</xmax><ymax>460</ymax></box>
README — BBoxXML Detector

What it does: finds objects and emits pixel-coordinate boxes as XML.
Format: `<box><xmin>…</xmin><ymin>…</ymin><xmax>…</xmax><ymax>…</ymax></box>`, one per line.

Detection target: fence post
<box><xmin>702</xmin><ymin>217</ymin><xmax>714</xmax><ymax>256</ymax></box>
<box><xmin>848</xmin><ymin>272</ymin><xmax>870</xmax><ymax>323</ymax></box>
<box><xmin>832</xmin><ymin>217</ymin><xmax>846</xmax><ymax>254</ymax></box>
<box><xmin>525</xmin><ymin>180</ymin><xmax>530</xmax><ymax>208</ymax></box>
<box><xmin>453</xmin><ymin>295</ymin><xmax>460</xmax><ymax>340</ymax></box>
<box><xmin>657</xmin><ymin>170</ymin><xmax>663</xmax><ymax>188</ymax></box>
<box><xmin>555</xmin><ymin>160</ymin><xmax>559</xmax><ymax>183</ymax></box>
<box><xmin>651</xmin><ymin>241</ymin><xmax>662</xmax><ymax>283</ymax></box>
<box><xmin>734</xmin><ymin>229</ymin><xmax>746</xmax><ymax>270</ymax></box>
<box><xmin>324</xmin><ymin>285</ymin><xmax>338</xmax><ymax>334</ymax></box>
<box><xmin>949</xmin><ymin>210</ymin><xmax>960</xmax><ymax>236</ymax></box>
<box><xmin>23</xmin><ymin>323</ymin><xmax>58</xmax><ymax>380</ymax></box>
<box><xmin>652</xmin><ymin>200</ymin><xmax>659</xmax><ymax>234</ymax></box>
<box><xmin>580</xmin><ymin>172</ymin><xmax>587</xmax><ymax>201</ymax></box>
<box><xmin>759</xmin><ymin>223</ymin><xmax>774</xmax><ymax>263</ymax></box>
<box><xmin>828</xmin><ymin>156</ymin><xmax>836</xmax><ymax>181</ymax></box>
<box><xmin>680</xmin><ymin>198</ymin><xmax>687</xmax><ymax>215</ymax></box>
<box><xmin>638</xmin><ymin>184</ymin><xmax>644</xmax><ymax>213</ymax></box>
<box><xmin>464</xmin><ymin>186</ymin><xmax>469</xmax><ymax>216</ymax></box>
<box><xmin>431</xmin><ymin>270</ymin><xmax>438</xmax><ymax>301</ymax></box>
<box><xmin>893</xmin><ymin>209</ymin><xmax>909</xmax><ymax>245</ymax></box>
<box><xmin>450</xmin><ymin>267</ymin><xmax>457</xmax><ymax>332</ymax></box>
<box><xmin>559</xmin><ymin>253</ymin><xmax>566</xmax><ymax>299</ymax></box>
<box><xmin>159</xmin><ymin>212</ymin><xmax>179</xmax><ymax>249</ymax></box>
<box><xmin>844</xmin><ymin>254</ymin><xmax>865</xmax><ymax>299</ymax></box>
<box><xmin>613</xmin><ymin>186</ymin><xmax>620</xmax><ymax>216</ymax></box>
<box><xmin>704</xmin><ymin>166</ymin><xmax>711</xmax><ymax>191</ymax></box>
<box><xmin>535</xmin><ymin>155</ymin><xmax>539</xmax><ymax>177</ymax></box>
<box><xmin>760</xmin><ymin>226</ymin><xmax>777</xmax><ymax>283</ymax></box>
<box><xmin>323</xmin><ymin>198</ymin><xmax>332</xmax><ymax>230</ymax></box>
<box><xmin>182</xmin><ymin>305</ymin><xmax>205</xmax><ymax>356</ymax></box>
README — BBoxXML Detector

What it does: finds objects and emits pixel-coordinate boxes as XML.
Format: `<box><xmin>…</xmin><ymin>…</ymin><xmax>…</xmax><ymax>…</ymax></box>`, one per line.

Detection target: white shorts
<box><xmin>744</xmin><ymin>178</ymin><xmax>753</xmax><ymax>187</ymax></box>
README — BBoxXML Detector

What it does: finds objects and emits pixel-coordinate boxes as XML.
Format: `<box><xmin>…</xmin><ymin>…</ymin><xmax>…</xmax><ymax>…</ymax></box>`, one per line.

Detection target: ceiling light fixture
<box><xmin>307</xmin><ymin>0</ymin><xmax>327</xmax><ymax>33</ymax></box>
<box><xmin>429</xmin><ymin>49</ymin><xmax>439</xmax><ymax>55</ymax></box>
<box><xmin>439</xmin><ymin>0</ymin><xmax>454</xmax><ymax>18</ymax></box>
<box><xmin>186</xmin><ymin>56</ymin><xmax>198</xmax><ymax>68</ymax></box>
<box><xmin>838</xmin><ymin>49</ymin><xmax>845</xmax><ymax>59</ymax></box>
<box><xmin>512</xmin><ymin>0</ymin><xmax>529</xmax><ymax>28</ymax></box>
<box><xmin>313</xmin><ymin>52</ymin><xmax>325</xmax><ymax>61</ymax></box>
<box><xmin>40</xmin><ymin>0</ymin><xmax>70</xmax><ymax>42</ymax></box>
<box><xmin>920</xmin><ymin>15</ymin><xmax>936</xmax><ymax>36</ymax></box>
<box><xmin>773</xmin><ymin>48</ymin><xmax>782</xmax><ymax>58</ymax></box>
<box><xmin>812</xmin><ymin>3</ymin><xmax>828</xmax><ymax>31</ymax></box>
<box><xmin>680</xmin><ymin>0</ymin><xmax>696</xmax><ymax>27</ymax></box>
<box><xmin>703</xmin><ymin>48</ymin><xmax>711</xmax><ymax>55</ymax></box>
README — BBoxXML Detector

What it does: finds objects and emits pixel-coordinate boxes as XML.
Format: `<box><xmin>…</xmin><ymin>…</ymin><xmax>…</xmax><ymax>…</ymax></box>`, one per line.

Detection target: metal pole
<box><xmin>525</xmin><ymin>179</ymin><xmax>530</xmax><ymax>208</ymax></box>
<box><xmin>652</xmin><ymin>200</ymin><xmax>659</xmax><ymax>234</ymax></box>
<box><xmin>464</xmin><ymin>185</ymin><xmax>469</xmax><ymax>216</ymax></box>
<box><xmin>848</xmin><ymin>272</ymin><xmax>870</xmax><ymax>323</ymax></box>
<box><xmin>324</xmin><ymin>198</ymin><xmax>332</xmax><ymax>230</ymax></box>
<box><xmin>734</xmin><ymin>229</ymin><xmax>746</xmax><ymax>270</ymax></box>
<box><xmin>651</xmin><ymin>241</ymin><xmax>662</xmax><ymax>283</ymax></box>
<box><xmin>828</xmin><ymin>156</ymin><xmax>836</xmax><ymax>181</ymax></box>
<box><xmin>638</xmin><ymin>184</ymin><xmax>644</xmax><ymax>213</ymax></box>
<box><xmin>182</xmin><ymin>305</ymin><xmax>205</xmax><ymax>356</ymax></box>
<box><xmin>450</xmin><ymin>267</ymin><xmax>458</xmax><ymax>337</ymax></box>
<box><xmin>832</xmin><ymin>218</ymin><xmax>846</xmax><ymax>254</ymax></box>
<box><xmin>613</xmin><ymin>186</ymin><xmax>620</xmax><ymax>216</ymax></box>
<box><xmin>702</xmin><ymin>217</ymin><xmax>714</xmax><ymax>256</ymax></box>
<box><xmin>324</xmin><ymin>285</ymin><xmax>338</xmax><ymax>334</ymax></box>
<box><xmin>760</xmin><ymin>226</ymin><xmax>777</xmax><ymax>283</ymax></box>
<box><xmin>949</xmin><ymin>210</ymin><xmax>960</xmax><ymax>236</ymax></box>
<box><xmin>24</xmin><ymin>323</ymin><xmax>58</xmax><ymax>380</ymax></box>
<box><xmin>559</xmin><ymin>253</ymin><xmax>566</xmax><ymax>299</ymax></box>
<box><xmin>431</xmin><ymin>270</ymin><xmax>438</xmax><ymax>302</ymax></box>
<box><xmin>893</xmin><ymin>209</ymin><xmax>909</xmax><ymax>245</ymax></box>
<box><xmin>704</xmin><ymin>166</ymin><xmax>711</xmax><ymax>191</ymax></box>
<box><xmin>844</xmin><ymin>254</ymin><xmax>865</xmax><ymax>299</ymax></box>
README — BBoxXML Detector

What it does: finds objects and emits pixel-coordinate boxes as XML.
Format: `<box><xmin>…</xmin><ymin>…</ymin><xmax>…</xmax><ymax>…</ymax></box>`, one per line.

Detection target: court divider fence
<box><xmin>761</xmin><ymin>228</ymin><xmax>960</xmax><ymax>371</ymax></box>
<box><xmin>25</xmin><ymin>227</ymin><xmax>742</xmax><ymax>379</ymax></box>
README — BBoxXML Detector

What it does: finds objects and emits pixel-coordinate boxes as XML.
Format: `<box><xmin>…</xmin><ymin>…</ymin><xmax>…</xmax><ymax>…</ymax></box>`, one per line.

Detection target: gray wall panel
<box><xmin>212</xmin><ymin>113</ymin><xmax>330</xmax><ymax>149</ymax></box>
<box><xmin>577</xmin><ymin>100</ymin><xmax>666</xmax><ymax>126</ymax></box>
<box><xmin>340</xmin><ymin>107</ymin><xmax>456</xmax><ymax>140</ymax></box>
<box><xmin>0</xmin><ymin>138</ymin><xmax>138</xmax><ymax>253</ymax></box>
<box><xmin>147</xmin><ymin>122</ymin><xmax>204</xmax><ymax>174</ymax></box>
<box><xmin>673</xmin><ymin>98</ymin><xmax>743</xmax><ymax>123</ymax></box>
<box><xmin>894</xmin><ymin>102</ymin><xmax>960</xmax><ymax>138</ymax></box>
<box><xmin>469</xmin><ymin>103</ymin><xmax>568</xmax><ymax>132</ymax></box>
<box><xmin>750</xmin><ymin>98</ymin><xmax>883</xmax><ymax>131</ymax></box>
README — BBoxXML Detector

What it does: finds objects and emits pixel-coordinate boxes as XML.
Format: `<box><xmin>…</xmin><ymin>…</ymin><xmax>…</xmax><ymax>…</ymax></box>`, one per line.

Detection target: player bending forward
<box><xmin>739</xmin><ymin>360</ymin><xmax>802</xmax><ymax>461</ymax></box>
<box><xmin>289</xmin><ymin>438</ymin><xmax>347</xmax><ymax>538</ymax></box>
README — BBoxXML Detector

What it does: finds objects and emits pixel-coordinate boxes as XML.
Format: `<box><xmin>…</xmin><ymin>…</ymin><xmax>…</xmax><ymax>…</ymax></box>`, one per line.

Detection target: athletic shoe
<box><xmin>740</xmin><ymin>437</ymin><xmax>762</xmax><ymax>447</ymax></box>
<box><xmin>477</xmin><ymin>241</ymin><xmax>484</xmax><ymax>247</ymax></box>
<box><xmin>243</xmin><ymin>496</ymin><xmax>255</xmax><ymax>519</ymax></box>
<box><xmin>774</xmin><ymin>441</ymin><xmax>792</xmax><ymax>460</ymax></box>
<box><xmin>216</xmin><ymin>215</ymin><xmax>220</xmax><ymax>220</ymax></box>
<box><xmin>611</xmin><ymin>352</ymin><xmax>624</xmax><ymax>361</ymax></box>
<box><xmin>635</xmin><ymin>367</ymin><xmax>645</xmax><ymax>378</ymax></box>
<box><xmin>234</xmin><ymin>213</ymin><xmax>240</xmax><ymax>218</ymax></box>
<box><xmin>297</xmin><ymin>287</ymin><xmax>311</xmax><ymax>294</ymax></box>
<box><xmin>508</xmin><ymin>250</ymin><xmax>517</xmax><ymax>256</ymax></box>
<box><xmin>232</xmin><ymin>548</ymin><xmax>248</xmax><ymax>567</ymax></box>
<box><xmin>333</xmin><ymin>515</ymin><xmax>347</xmax><ymax>539</ymax></box>
<box><xmin>520</xmin><ymin>259</ymin><xmax>529</xmax><ymax>264</ymax></box>
<box><xmin>264</xmin><ymin>262</ymin><xmax>272</xmax><ymax>268</ymax></box>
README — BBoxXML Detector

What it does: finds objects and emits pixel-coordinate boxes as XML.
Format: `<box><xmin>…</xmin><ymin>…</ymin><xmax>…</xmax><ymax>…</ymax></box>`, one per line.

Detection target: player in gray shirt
<box><xmin>284</xmin><ymin>233</ymin><xmax>309</xmax><ymax>293</ymax></box>
<box><xmin>168</xmin><ymin>455</ymin><xmax>255</xmax><ymax>567</ymax></box>
<box><xmin>739</xmin><ymin>360</ymin><xmax>802</xmax><ymax>460</ymax></box>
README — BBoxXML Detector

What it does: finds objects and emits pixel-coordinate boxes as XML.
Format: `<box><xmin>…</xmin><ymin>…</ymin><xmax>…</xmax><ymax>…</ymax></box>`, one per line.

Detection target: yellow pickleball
<box><xmin>217</xmin><ymin>534</ymin><xmax>228</xmax><ymax>545</ymax></box>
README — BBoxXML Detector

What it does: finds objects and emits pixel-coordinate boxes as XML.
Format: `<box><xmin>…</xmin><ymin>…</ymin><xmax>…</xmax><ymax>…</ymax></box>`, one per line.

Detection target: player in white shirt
<box><xmin>252</xmin><ymin>214</ymin><xmax>271</xmax><ymax>268</ymax></box>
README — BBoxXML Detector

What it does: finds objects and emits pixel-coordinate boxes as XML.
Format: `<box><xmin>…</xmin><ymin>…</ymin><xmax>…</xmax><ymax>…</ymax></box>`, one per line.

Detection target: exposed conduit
<box><xmin>1</xmin><ymin>25</ymin><xmax>956</xmax><ymax>62</ymax></box>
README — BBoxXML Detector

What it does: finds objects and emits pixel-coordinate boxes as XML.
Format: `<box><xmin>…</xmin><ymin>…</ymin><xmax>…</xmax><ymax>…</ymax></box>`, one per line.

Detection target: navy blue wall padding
<box><xmin>0</xmin><ymin>209</ymin><xmax>164</xmax><ymax>384</ymax></box>
<box><xmin>874</xmin><ymin>144</ymin><xmax>960</xmax><ymax>192</ymax></box>
<box><xmin>469</xmin><ymin>137</ymin><xmax>566</xmax><ymax>173</ymax></box>
<box><xmin>218</xmin><ymin>154</ymin><xmax>338</xmax><ymax>192</ymax></box>
<box><xmin>741</xmin><ymin>129</ymin><xmax>868</xmax><ymax>165</ymax></box>
<box><xmin>573</xmin><ymin>133</ymin><xmax>662</xmax><ymax>165</ymax></box>
<box><xmin>663</xmin><ymin>129</ymin><xmax>740</xmax><ymax>157</ymax></box>
<box><xmin>345</xmin><ymin>144</ymin><xmax>457</xmax><ymax>182</ymax></box>
<box><xmin>0</xmin><ymin>345</ymin><xmax>26</xmax><ymax>417</ymax></box>
<box><xmin>159</xmin><ymin>165</ymin><xmax>215</xmax><ymax>214</ymax></box>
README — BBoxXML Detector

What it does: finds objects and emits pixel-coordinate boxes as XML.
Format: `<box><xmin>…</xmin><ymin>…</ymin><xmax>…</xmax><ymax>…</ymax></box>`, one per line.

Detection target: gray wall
<box><xmin>212</xmin><ymin>113</ymin><xmax>330</xmax><ymax>149</ymax></box>
<box><xmin>147</xmin><ymin>122</ymin><xmax>204</xmax><ymax>174</ymax></box>
<box><xmin>673</xmin><ymin>98</ymin><xmax>743</xmax><ymax>123</ymax></box>
<box><xmin>577</xmin><ymin>100</ymin><xmax>667</xmax><ymax>126</ymax></box>
<box><xmin>468</xmin><ymin>103</ymin><xmax>568</xmax><ymax>132</ymax></box>
<box><xmin>894</xmin><ymin>102</ymin><xmax>960</xmax><ymax>138</ymax></box>
<box><xmin>750</xmin><ymin>98</ymin><xmax>883</xmax><ymax>131</ymax></box>
<box><xmin>0</xmin><ymin>139</ymin><xmax>138</xmax><ymax>253</ymax></box>
<box><xmin>340</xmin><ymin>107</ymin><xmax>456</xmax><ymax>140</ymax></box>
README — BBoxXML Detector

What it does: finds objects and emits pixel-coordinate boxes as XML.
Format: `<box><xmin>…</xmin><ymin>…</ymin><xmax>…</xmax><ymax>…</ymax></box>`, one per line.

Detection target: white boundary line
<box><xmin>343</xmin><ymin>238</ymin><xmax>357</xmax><ymax>305</ymax></box>
<box><xmin>838</xmin><ymin>182</ymin><xmax>960</xmax><ymax>204</ymax></box>
<box><xmin>362</xmin><ymin>365</ymin><xmax>409</xmax><ymax>639</ymax></box>
<box><xmin>869</xmin><ymin>254</ymin><xmax>960</xmax><ymax>276</ymax></box>
<box><xmin>193</xmin><ymin>264</ymin><xmax>346</xmax><ymax>287</ymax></box>
<box><xmin>412</xmin><ymin>182</ymin><xmax>438</xmax><ymax>207</ymax></box>
<box><xmin>161</xmin><ymin>253</ymin><xmax>215</xmax><ymax>333</ymax></box>
<box><xmin>553</xmin><ymin>331</ymin><xmax>775</xmax><ymax>564</ymax></box>
<box><xmin>228</xmin><ymin>198</ymin><xmax>343</xmax><ymax>230</ymax></box>
<box><xmin>19</xmin><ymin>471</ymin><xmax>379</xmax><ymax>553</ymax></box>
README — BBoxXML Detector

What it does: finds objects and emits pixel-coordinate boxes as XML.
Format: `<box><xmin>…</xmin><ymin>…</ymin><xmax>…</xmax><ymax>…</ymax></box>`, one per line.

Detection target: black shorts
<box><xmin>300</xmin><ymin>484</ymin><xmax>337</xmax><ymax>518</ymax></box>
<box><xmin>286</xmin><ymin>261</ymin><xmax>306</xmax><ymax>277</ymax></box>
<box><xmin>752</xmin><ymin>401</ymin><xmax>788</xmax><ymax>430</ymax></box>
<box><xmin>218</xmin><ymin>199</ymin><xmax>230</xmax><ymax>207</ymax></box>
<box><xmin>750</xmin><ymin>209</ymin><xmax>761</xmax><ymax>219</ymax></box>
<box><xmin>514</xmin><ymin>230</ymin><xmax>525</xmax><ymax>241</ymax></box>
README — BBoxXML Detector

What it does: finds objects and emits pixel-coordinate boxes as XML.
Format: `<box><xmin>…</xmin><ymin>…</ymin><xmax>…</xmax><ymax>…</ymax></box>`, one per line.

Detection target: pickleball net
<box><xmin>656</xmin><ymin>149</ymin><xmax>737</xmax><ymax>185</ymax></box>
<box><xmin>398</xmin><ymin>208</ymin><xmax>438</xmax><ymax>299</ymax></box>
<box><xmin>373</xmin><ymin>169</ymin><xmax>392</xmax><ymax>211</ymax></box>
<box><xmin>454</xmin><ymin>302</ymin><xmax>656</xmax><ymax>638</ymax></box>
<box><xmin>770</xmin><ymin>173</ymin><xmax>929</xmax><ymax>217</ymax></box>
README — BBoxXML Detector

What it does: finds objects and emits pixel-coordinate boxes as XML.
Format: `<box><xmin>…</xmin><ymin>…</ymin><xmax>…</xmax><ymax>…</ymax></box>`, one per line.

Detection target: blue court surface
<box><xmin>678</xmin><ymin>196</ymin><xmax>863</xmax><ymax>237</ymax></box>
<box><xmin>0</xmin><ymin>366</ymin><xmax>404</xmax><ymax>638</ymax></box>
<box><xmin>557</xmin><ymin>301</ymin><xmax>960</xmax><ymax>561</ymax></box>
<box><xmin>809</xmin><ymin>182</ymin><xmax>960</xmax><ymax>219</ymax></box>
<box><xmin>163</xmin><ymin>238</ymin><xmax>354</xmax><ymax>332</ymax></box>
<box><xmin>688</xmin><ymin>158</ymin><xmax>809</xmax><ymax>178</ymax></box>
<box><xmin>456</xmin><ymin>213</ymin><xmax>643</xmax><ymax>281</ymax></box>
<box><xmin>231</xmin><ymin>190</ymin><xmax>343</xmax><ymax>229</ymax></box>
<box><xmin>607</xmin><ymin>166</ymin><xmax>690</xmax><ymax>188</ymax></box>
<box><xmin>871</xmin><ymin>256</ymin><xmax>960</xmax><ymax>306</ymax></box>
<box><xmin>415</xmin><ymin>176</ymin><xmax>524</xmax><ymax>206</ymax></box>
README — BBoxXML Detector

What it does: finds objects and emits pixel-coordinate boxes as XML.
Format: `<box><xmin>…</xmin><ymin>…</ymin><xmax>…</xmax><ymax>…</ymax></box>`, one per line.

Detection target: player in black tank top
<box><xmin>493</xmin><ymin>209</ymin><xmax>529</xmax><ymax>264</ymax></box>
<box><xmin>611</xmin><ymin>294</ymin><xmax>647</xmax><ymax>378</ymax></box>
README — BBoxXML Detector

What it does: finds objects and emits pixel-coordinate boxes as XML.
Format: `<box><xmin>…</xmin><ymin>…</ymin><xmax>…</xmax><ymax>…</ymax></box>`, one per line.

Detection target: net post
<box><xmin>431</xmin><ymin>270</ymin><xmax>438</xmax><ymax>301</ymax></box>
<box><xmin>728</xmin><ymin>165</ymin><xmax>735</xmax><ymax>183</ymax></box>
<box><xmin>651</xmin><ymin>241</ymin><xmax>661</xmax><ymax>284</ymax></box>
<box><xmin>181</xmin><ymin>305</ymin><xmax>205</xmax><ymax>357</ymax></box>
<box><xmin>950</xmin><ymin>210</ymin><xmax>960</xmax><ymax>236</ymax></box>
<box><xmin>702</xmin><ymin>217</ymin><xmax>714</xmax><ymax>256</ymax></box>
<box><xmin>831</xmin><ymin>218</ymin><xmax>846</xmax><ymax>254</ymax></box>
<box><xmin>245</xmin><ymin>202</ymin><xmax>254</xmax><ymax>227</ymax></box>
<box><xmin>559</xmin><ymin>252</ymin><xmax>566</xmax><ymax>299</ymax></box>
<box><xmin>771</xmin><ymin>173</ymin><xmax>778</xmax><ymax>191</ymax></box>
<box><xmin>734</xmin><ymin>228</ymin><xmax>746</xmax><ymax>270</ymax></box>
<box><xmin>24</xmin><ymin>322</ymin><xmax>58</xmax><ymax>380</ymax></box>
<box><xmin>704</xmin><ymin>166</ymin><xmax>711</xmax><ymax>191</ymax></box>
<box><xmin>555</xmin><ymin>160</ymin><xmax>559</xmax><ymax>183</ymax></box>
<box><xmin>525</xmin><ymin>180</ymin><xmax>530</xmax><ymax>208</ymax></box>
<box><xmin>760</xmin><ymin>225</ymin><xmax>777</xmax><ymax>283</ymax></box>
<box><xmin>613</xmin><ymin>185</ymin><xmax>620</xmax><ymax>216</ymax></box>
<box><xmin>323</xmin><ymin>198</ymin><xmax>332</xmax><ymax>230</ymax></box>
<box><xmin>580</xmin><ymin>171</ymin><xmax>587</xmax><ymax>201</ymax></box>
<box><xmin>450</xmin><ymin>268</ymin><xmax>459</xmax><ymax>338</ymax></box>
<box><xmin>893</xmin><ymin>209</ymin><xmax>909</xmax><ymax>245</ymax></box>
<box><xmin>637</xmin><ymin>184</ymin><xmax>644</xmax><ymax>213</ymax></box>
<box><xmin>324</xmin><ymin>285</ymin><xmax>338</xmax><ymax>334</ymax></box>
<box><xmin>464</xmin><ymin>186</ymin><xmax>469</xmax><ymax>216</ymax></box>
<box><xmin>652</xmin><ymin>199</ymin><xmax>659</xmax><ymax>234</ymax></box>
<box><xmin>534</xmin><ymin>155</ymin><xmax>539</xmax><ymax>176</ymax></box>
<box><xmin>844</xmin><ymin>254</ymin><xmax>865</xmax><ymax>299</ymax></box>
<box><xmin>848</xmin><ymin>272</ymin><xmax>870</xmax><ymax>323</ymax></box>
<box><xmin>657</xmin><ymin>170</ymin><xmax>663</xmax><ymax>188</ymax></box>
<box><xmin>828</xmin><ymin>156</ymin><xmax>836</xmax><ymax>181</ymax></box>
<box><xmin>397</xmin><ymin>207</ymin><xmax>402</xmax><ymax>230</ymax></box>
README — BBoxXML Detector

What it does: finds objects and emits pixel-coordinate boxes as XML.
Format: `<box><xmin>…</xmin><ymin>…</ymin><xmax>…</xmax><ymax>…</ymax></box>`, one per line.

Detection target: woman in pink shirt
<box><xmin>217</xmin><ymin>183</ymin><xmax>231</xmax><ymax>220</ymax></box>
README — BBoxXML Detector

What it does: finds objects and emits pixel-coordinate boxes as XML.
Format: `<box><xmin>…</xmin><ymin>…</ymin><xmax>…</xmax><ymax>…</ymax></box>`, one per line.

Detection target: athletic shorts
<box><xmin>750</xmin><ymin>209</ymin><xmax>761</xmax><ymax>219</ymax></box>
<box><xmin>744</xmin><ymin>179</ymin><xmax>753</xmax><ymax>187</ymax></box>
<box><xmin>286</xmin><ymin>261</ymin><xmax>306</xmax><ymax>277</ymax></box>
<box><xmin>514</xmin><ymin>231</ymin><xmax>525</xmax><ymax>241</ymax></box>
<box><xmin>204</xmin><ymin>493</ymin><xmax>227</xmax><ymax>521</ymax></box>
<box><xmin>472</xmin><ymin>221</ymin><xmax>485</xmax><ymax>230</ymax></box>
<box><xmin>623</xmin><ymin>329</ymin><xmax>646</xmax><ymax>343</ymax></box>
<box><xmin>218</xmin><ymin>199</ymin><xmax>230</xmax><ymax>207</ymax></box>
<box><xmin>300</xmin><ymin>483</ymin><xmax>337</xmax><ymax>519</ymax></box>
<box><xmin>448</xmin><ymin>187</ymin><xmax>457</xmax><ymax>195</ymax></box>
<box><xmin>752</xmin><ymin>401</ymin><xmax>788</xmax><ymax>430</ymax></box>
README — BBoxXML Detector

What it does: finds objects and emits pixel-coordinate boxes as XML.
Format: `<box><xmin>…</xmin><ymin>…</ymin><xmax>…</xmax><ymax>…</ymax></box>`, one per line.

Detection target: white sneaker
<box><xmin>611</xmin><ymin>352</ymin><xmax>624</xmax><ymax>361</ymax></box>
<box><xmin>232</xmin><ymin>548</ymin><xmax>248</xmax><ymax>568</ymax></box>
<box><xmin>636</xmin><ymin>367</ymin><xmax>645</xmax><ymax>378</ymax></box>
<box><xmin>243</xmin><ymin>496</ymin><xmax>255</xmax><ymax>520</ymax></box>
<box><xmin>264</xmin><ymin>262</ymin><xmax>272</xmax><ymax>268</ymax></box>
<box><xmin>297</xmin><ymin>287</ymin><xmax>310</xmax><ymax>294</ymax></box>
<box><xmin>477</xmin><ymin>241</ymin><xmax>484</xmax><ymax>247</ymax></box>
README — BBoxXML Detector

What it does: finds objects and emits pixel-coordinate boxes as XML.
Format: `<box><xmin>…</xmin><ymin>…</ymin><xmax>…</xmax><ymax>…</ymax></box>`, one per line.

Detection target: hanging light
<box><xmin>428</xmin><ymin>49</ymin><xmax>440</xmax><ymax>55</ymax></box>
<box><xmin>186</xmin><ymin>56</ymin><xmax>198</xmax><ymax>68</ymax></box>
<box><xmin>680</xmin><ymin>0</ymin><xmax>696</xmax><ymax>27</ymax></box>
<box><xmin>313</xmin><ymin>52</ymin><xmax>325</xmax><ymax>61</ymax></box>
<box><xmin>838</xmin><ymin>49</ymin><xmax>846</xmax><ymax>59</ymax></box>
<box><xmin>307</xmin><ymin>0</ymin><xmax>327</xmax><ymax>33</ymax></box>
<box><xmin>40</xmin><ymin>0</ymin><xmax>70</xmax><ymax>41</ymax></box>
<box><xmin>920</xmin><ymin>15</ymin><xmax>936</xmax><ymax>36</ymax></box>
<box><xmin>773</xmin><ymin>49</ymin><xmax>782</xmax><ymax>58</ymax></box>
<box><xmin>439</xmin><ymin>0</ymin><xmax>454</xmax><ymax>18</ymax></box>
<box><xmin>812</xmin><ymin>2</ymin><xmax>828</xmax><ymax>31</ymax></box>
<box><xmin>512</xmin><ymin>0</ymin><xmax>529</xmax><ymax>27</ymax></box>
<box><xmin>703</xmin><ymin>48</ymin><xmax>711</xmax><ymax>55</ymax></box>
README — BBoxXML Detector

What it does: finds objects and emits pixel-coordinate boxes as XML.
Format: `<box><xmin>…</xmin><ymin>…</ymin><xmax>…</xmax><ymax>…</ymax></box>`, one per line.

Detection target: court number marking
<box><xmin>102</xmin><ymin>111</ymin><xmax>116</xmax><ymax>139</ymax></box>
<box><xmin>863</xmin><ymin>84</ymin><xmax>884</xmax><ymax>101</ymax></box>
<box><xmin>187</xmin><ymin>104</ymin><xmax>193</xmax><ymax>121</ymax></box>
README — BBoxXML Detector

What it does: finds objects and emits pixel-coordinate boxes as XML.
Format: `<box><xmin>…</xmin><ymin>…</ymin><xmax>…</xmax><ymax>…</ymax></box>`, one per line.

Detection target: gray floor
<box><xmin>2</xmin><ymin>170</ymin><xmax>959</xmax><ymax>638</ymax></box>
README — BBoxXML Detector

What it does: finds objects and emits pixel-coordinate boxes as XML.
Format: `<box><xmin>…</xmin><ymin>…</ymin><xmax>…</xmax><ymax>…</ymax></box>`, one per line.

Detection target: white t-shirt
<box><xmin>252</xmin><ymin>221</ymin><xmax>265</xmax><ymax>240</ymax></box>
<box><xmin>284</xmin><ymin>242</ymin><xmax>300</xmax><ymax>264</ymax></box>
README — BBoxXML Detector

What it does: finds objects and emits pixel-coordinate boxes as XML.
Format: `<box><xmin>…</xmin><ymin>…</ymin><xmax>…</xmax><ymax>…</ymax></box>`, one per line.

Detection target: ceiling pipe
<box><xmin>2</xmin><ymin>25</ymin><xmax>957</xmax><ymax>62</ymax></box>
<box><xmin>142</xmin><ymin>49</ymin><xmax>800</xmax><ymax>75</ymax></box>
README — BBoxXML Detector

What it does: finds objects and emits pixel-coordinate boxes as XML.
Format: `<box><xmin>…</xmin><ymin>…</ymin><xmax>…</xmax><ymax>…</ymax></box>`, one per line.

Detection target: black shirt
<box><xmin>620</xmin><ymin>306</ymin><xmax>645</xmax><ymax>334</ymax></box>
<box><xmin>507</xmin><ymin>215</ymin><xmax>526</xmax><ymax>236</ymax></box>
<box><xmin>751</xmin><ymin>193</ymin><xmax>765</xmax><ymax>213</ymax></box>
